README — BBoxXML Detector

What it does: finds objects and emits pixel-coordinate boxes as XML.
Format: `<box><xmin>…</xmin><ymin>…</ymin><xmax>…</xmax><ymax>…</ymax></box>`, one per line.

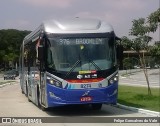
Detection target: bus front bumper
<box><xmin>46</xmin><ymin>82</ymin><xmax>118</xmax><ymax>107</ymax></box>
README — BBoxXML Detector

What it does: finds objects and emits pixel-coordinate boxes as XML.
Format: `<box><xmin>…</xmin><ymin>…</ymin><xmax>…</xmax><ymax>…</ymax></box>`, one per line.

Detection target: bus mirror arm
<box><xmin>38</xmin><ymin>45</ymin><xmax>44</xmax><ymax>61</ymax></box>
<box><xmin>36</xmin><ymin>62</ymin><xmax>45</xmax><ymax>71</ymax></box>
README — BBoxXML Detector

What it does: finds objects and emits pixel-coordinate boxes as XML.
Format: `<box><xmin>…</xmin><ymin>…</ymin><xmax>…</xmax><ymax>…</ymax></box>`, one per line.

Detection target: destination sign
<box><xmin>53</xmin><ymin>38</ymin><xmax>107</xmax><ymax>45</ymax></box>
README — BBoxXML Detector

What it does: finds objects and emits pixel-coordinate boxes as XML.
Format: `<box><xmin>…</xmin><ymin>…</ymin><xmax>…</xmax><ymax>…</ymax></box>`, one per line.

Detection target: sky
<box><xmin>0</xmin><ymin>0</ymin><xmax>159</xmax><ymax>42</ymax></box>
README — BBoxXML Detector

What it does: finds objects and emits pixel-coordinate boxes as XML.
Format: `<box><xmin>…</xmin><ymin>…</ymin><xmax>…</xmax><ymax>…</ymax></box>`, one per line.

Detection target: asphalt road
<box><xmin>119</xmin><ymin>69</ymin><xmax>160</xmax><ymax>87</ymax></box>
<box><xmin>0</xmin><ymin>81</ymin><xmax>159</xmax><ymax>126</ymax></box>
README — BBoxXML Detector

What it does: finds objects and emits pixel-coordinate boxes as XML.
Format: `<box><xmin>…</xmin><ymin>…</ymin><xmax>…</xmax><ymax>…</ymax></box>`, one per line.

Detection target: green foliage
<box><xmin>0</xmin><ymin>29</ymin><xmax>31</xmax><ymax>69</ymax></box>
<box><xmin>121</xmin><ymin>9</ymin><xmax>160</xmax><ymax>96</ymax></box>
<box><xmin>121</xmin><ymin>18</ymin><xmax>153</xmax><ymax>53</ymax></box>
<box><xmin>150</xmin><ymin>43</ymin><xmax>160</xmax><ymax>55</ymax></box>
<box><xmin>149</xmin><ymin>43</ymin><xmax>160</xmax><ymax>64</ymax></box>
<box><xmin>121</xmin><ymin>9</ymin><xmax>159</xmax><ymax>64</ymax></box>
<box><xmin>130</xmin><ymin>18</ymin><xmax>150</xmax><ymax>36</ymax></box>
<box><xmin>130</xmin><ymin>18</ymin><xmax>152</xmax><ymax>50</ymax></box>
<box><xmin>129</xmin><ymin>18</ymin><xmax>152</xmax><ymax>95</ymax></box>
<box><xmin>147</xmin><ymin>8</ymin><xmax>160</xmax><ymax>32</ymax></box>
<box><xmin>147</xmin><ymin>9</ymin><xmax>160</xmax><ymax>66</ymax></box>
<box><xmin>131</xmin><ymin>35</ymin><xmax>152</xmax><ymax>52</ymax></box>
<box><xmin>123</xmin><ymin>57</ymin><xmax>133</xmax><ymax>69</ymax></box>
<box><xmin>121</xmin><ymin>36</ymin><xmax>132</xmax><ymax>50</ymax></box>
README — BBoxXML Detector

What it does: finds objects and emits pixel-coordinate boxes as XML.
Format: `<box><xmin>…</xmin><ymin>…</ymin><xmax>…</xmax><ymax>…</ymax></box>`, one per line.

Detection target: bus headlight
<box><xmin>47</xmin><ymin>77</ymin><xmax>62</xmax><ymax>88</ymax></box>
<box><xmin>108</xmin><ymin>74</ymin><xmax>118</xmax><ymax>85</ymax></box>
<box><xmin>49</xmin><ymin>79</ymin><xmax>54</xmax><ymax>84</ymax></box>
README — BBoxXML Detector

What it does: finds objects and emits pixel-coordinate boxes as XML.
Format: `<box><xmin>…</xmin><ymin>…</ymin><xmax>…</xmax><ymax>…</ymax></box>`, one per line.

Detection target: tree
<box><xmin>148</xmin><ymin>8</ymin><xmax>160</xmax><ymax>66</ymax></box>
<box><xmin>121</xmin><ymin>36</ymin><xmax>132</xmax><ymax>51</ymax></box>
<box><xmin>120</xmin><ymin>9</ymin><xmax>160</xmax><ymax>95</ymax></box>
<box><xmin>147</xmin><ymin>8</ymin><xmax>160</xmax><ymax>32</ymax></box>
<box><xmin>123</xmin><ymin>58</ymin><xmax>132</xmax><ymax>68</ymax></box>
<box><xmin>149</xmin><ymin>42</ymin><xmax>160</xmax><ymax>65</ymax></box>
<box><xmin>129</xmin><ymin>18</ymin><xmax>152</xmax><ymax>95</ymax></box>
<box><xmin>0</xmin><ymin>29</ymin><xmax>31</xmax><ymax>70</ymax></box>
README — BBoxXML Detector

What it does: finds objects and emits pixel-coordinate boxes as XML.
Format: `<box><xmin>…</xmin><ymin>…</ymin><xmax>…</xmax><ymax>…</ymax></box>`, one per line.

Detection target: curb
<box><xmin>116</xmin><ymin>103</ymin><xmax>160</xmax><ymax>117</ymax></box>
<box><xmin>0</xmin><ymin>82</ymin><xmax>17</xmax><ymax>88</ymax></box>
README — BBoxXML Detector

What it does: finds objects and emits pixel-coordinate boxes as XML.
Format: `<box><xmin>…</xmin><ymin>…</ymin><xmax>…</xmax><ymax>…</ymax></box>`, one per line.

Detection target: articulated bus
<box><xmin>19</xmin><ymin>18</ymin><xmax>122</xmax><ymax>110</ymax></box>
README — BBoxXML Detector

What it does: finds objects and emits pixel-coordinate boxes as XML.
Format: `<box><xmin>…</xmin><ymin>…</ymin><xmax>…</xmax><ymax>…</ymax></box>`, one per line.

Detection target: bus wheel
<box><xmin>26</xmin><ymin>84</ymin><xmax>31</xmax><ymax>102</ymax></box>
<box><xmin>25</xmin><ymin>84</ymin><xmax>28</xmax><ymax>97</ymax></box>
<box><xmin>37</xmin><ymin>88</ymin><xmax>41</xmax><ymax>108</ymax></box>
<box><xmin>91</xmin><ymin>103</ymin><xmax>102</xmax><ymax>110</ymax></box>
<box><xmin>41</xmin><ymin>105</ymin><xmax>47</xmax><ymax>111</ymax></box>
<box><xmin>21</xmin><ymin>89</ymin><xmax>24</xmax><ymax>94</ymax></box>
<box><xmin>27</xmin><ymin>95</ymin><xmax>31</xmax><ymax>102</ymax></box>
<box><xmin>27</xmin><ymin>91</ymin><xmax>31</xmax><ymax>102</ymax></box>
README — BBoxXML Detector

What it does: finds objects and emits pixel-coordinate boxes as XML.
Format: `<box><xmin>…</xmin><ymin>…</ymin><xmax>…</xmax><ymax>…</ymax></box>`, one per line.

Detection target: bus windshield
<box><xmin>46</xmin><ymin>37</ymin><xmax>116</xmax><ymax>72</ymax></box>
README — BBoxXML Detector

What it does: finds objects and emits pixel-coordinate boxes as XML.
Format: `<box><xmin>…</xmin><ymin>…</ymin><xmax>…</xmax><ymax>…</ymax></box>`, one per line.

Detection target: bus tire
<box><xmin>37</xmin><ymin>87</ymin><xmax>41</xmax><ymax>108</ymax></box>
<box><xmin>26</xmin><ymin>83</ymin><xmax>31</xmax><ymax>102</ymax></box>
<box><xmin>25</xmin><ymin>83</ymin><xmax>28</xmax><ymax>97</ymax></box>
<box><xmin>41</xmin><ymin>105</ymin><xmax>47</xmax><ymax>111</ymax></box>
<box><xmin>91</xmin><ymin>103</ymin><xmax>102</xmax><ymax>110</ymax></box>
<box><xmin>28</xmin><ymin>96</ymin><xmax>31</xmax><ymax>102</ymax></box>
<box><xmin>21</xmin><ymin>89</ymin><xmax>24</xmax><ymax>94</ymax></box>
<box><xmin>27</xmin><ymin>86</ymin><xmax>31</xmax><ymax>102</ymax></box>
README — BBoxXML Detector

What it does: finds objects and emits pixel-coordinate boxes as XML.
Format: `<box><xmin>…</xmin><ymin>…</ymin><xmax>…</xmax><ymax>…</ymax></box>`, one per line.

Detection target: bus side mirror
<box><xmin>116</xmin><ymin>45</ymin><xmax>123</xmax><ymax>60</ymax></box>
<box><xmin>115</xmin><ymin>36</ymin><xmax>123</xmax><ymax>60</ymax></box>
<box><xmin>116</xmin><ymin>45</ymin><xmax>124</xmax><ymax>70</ymax></box>
<box><xmin>38</xmin><ymin>45</ymin><xmax>44</xmax><ymax>61</ymax></box>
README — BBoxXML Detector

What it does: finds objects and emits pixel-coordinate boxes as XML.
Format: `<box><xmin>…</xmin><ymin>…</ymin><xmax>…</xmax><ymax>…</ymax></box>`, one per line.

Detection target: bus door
<box><xmin>27</xmin><ymin>65</ymin><xmax>32</xmax><ymax>98</ymax></box>
<box><xmin>38</xmin><ymin>39</ymin><xmax>46</xmax><ymax>106</ymax></box>
<box><xmin>40</xmin><ymin>71</ymin><xmax>46</xmax><ymax>106</ymax></box>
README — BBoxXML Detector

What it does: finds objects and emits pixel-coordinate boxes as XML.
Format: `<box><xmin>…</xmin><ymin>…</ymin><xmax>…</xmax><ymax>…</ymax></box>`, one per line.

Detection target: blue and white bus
<box><xmin>19</xmin><ymin>18</ymin><xmax>122</xmax><ymax>110</ymax></box>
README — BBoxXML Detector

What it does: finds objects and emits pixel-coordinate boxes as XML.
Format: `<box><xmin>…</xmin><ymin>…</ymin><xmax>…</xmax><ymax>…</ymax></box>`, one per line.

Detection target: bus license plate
<box><xmin>80</xmin><ymin>96</ymin><xmax>92</xmax><ymax>102</ymax></box>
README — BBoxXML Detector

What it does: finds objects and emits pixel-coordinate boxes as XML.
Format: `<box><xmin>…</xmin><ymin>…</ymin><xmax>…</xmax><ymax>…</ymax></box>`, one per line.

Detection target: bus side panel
<box><xmin>46</xmin><ymin>83</ymin><xmax>66</xmax><ymax>107</ymax></box>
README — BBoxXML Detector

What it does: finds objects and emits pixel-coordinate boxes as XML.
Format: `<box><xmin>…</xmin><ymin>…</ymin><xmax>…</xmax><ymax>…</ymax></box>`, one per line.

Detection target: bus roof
<box><xmin>43</xmin><ymin>18</ymin><xmax>114</xmax><ymax>33</ymax></box>
<box><xmin>24</xmin><ymin>18</ymin><xmax>114</xmax><ymax>44</ymax></box>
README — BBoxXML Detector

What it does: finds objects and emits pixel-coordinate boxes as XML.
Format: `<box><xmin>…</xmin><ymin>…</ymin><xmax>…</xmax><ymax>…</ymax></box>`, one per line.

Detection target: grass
<box><xmin>0</xmin><ymin>81</ymin><xmax>15</xmax><ymax>85</ymax></box>
<box><xmin>118</xmin><ymin>85</ymin><xmax>160</xmax><ymax>112</ymax></box>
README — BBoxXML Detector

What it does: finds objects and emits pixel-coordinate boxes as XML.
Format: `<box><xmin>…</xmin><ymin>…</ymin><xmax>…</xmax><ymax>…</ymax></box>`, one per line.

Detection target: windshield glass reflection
<box><xmin>46</xmin><ymin>37</ymin><xmax>116</xmax><ymax>72</ymax></box>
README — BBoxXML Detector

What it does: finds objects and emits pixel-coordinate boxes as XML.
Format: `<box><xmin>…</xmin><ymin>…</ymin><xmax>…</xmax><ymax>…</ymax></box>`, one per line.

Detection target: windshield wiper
<box><xmin>64</xmin><ymin>60</ymin><xmax>81</xmax><ymax>78</ymax></box>
<box><xmin>89</xmin><ymin>60</ymin><xmax>101</xmax><ymax>70</ymax></box>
